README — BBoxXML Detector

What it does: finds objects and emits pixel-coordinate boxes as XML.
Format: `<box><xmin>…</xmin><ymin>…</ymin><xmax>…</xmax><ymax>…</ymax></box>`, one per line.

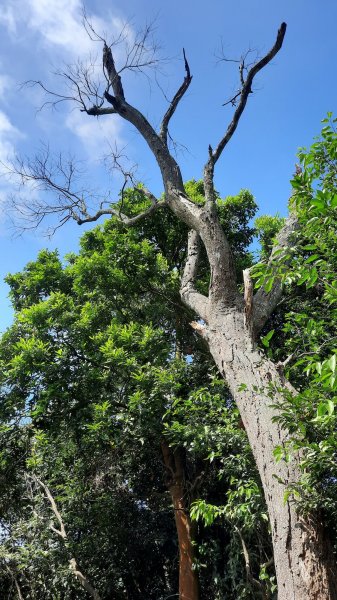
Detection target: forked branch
<box><xmin>4</xmin><ymin>151</ymin><xmax>165</xmax><ymax>233</ymax></box>
<box><xmin>204</xmin><ymin>23</ymin><xmax>286</xmax><ymax>206</ymax></box>
<box><xmin>213</xmin><ymin>22</ymin><xmax>286</xmax><ymax>163</ymax></box>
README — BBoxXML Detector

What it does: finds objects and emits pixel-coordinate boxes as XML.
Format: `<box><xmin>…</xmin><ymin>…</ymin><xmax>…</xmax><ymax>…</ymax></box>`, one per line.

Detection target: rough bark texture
<box><xmin>24</xmin><ymin>20</ymin><xmax>337</xmax><ymax>599</ymax></box>
<box><xmin>203</xmin><ymin>309</ymin><xmax>337</xmax><ymax>600</ymax></box>
<box><xmin>90</xmin><ymin>31</ymin><xmax>337</xmax><ymax>598</ymax></box>
<box><xmin>162</xmin><ymin>441</ymin><xmax>200</xmax><ymax>600</ymax></box>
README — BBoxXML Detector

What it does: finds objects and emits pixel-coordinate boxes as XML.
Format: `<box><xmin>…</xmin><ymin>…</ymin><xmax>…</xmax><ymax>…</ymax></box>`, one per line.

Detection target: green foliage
<box><xmin>0</xmin><ymin>184</ymin><xmax>268</xmax><ymax>599</ymax></box>
<box><xmin>256</xmin><ymin>117</ymin><xmax>337</xmax><ymax>537</ymax></box>
<box><xmin>255</xmin><ymin>214</ymin><xmax>285</xmax><ymax>260</ymax></box>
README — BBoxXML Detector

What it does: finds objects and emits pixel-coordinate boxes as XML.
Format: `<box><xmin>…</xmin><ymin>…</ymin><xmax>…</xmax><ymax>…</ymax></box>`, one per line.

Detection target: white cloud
<box><xmin>0</xmin><ymin>74</ymin><xmax>12</xmax><ymax>100</ymax></box>
<box><xmin>0</xmin><ymin>6</ymin><xmax>17</xmax><ymax>34</ymax></box>
<box><xmin>66</xmin><ymin>109</ymin><xmax>123</xmax><ymax>158</ymax></box>
<box><xmin>0</xmin><ymin>110</ymin><xmax>21</xmax><ymax>164</ymax></box>
<box><xmin>0</xmin><ymin>0</ymin><xmax>130</xmax><ymax>57</ymax></box>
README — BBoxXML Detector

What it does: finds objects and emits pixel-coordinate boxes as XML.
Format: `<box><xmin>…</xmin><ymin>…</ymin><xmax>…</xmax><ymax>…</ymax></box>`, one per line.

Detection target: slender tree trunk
<box><xmin>204</xmin><ymin>307</ymin><xmax>337</xmax><ymax>600</ymax></box>
<box><xmin>161</xmin><ymin>441</ymin><xmax>200</xmax><ymax>600</ymax></box>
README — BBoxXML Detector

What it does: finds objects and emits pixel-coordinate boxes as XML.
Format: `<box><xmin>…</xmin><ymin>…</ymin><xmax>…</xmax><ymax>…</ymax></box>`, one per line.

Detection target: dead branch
<box><xmin>203</xmin><ymin>23</ymin><xmax>286</xmax><ymax>206</ymax></box>
<box><xmin>33</xmin><ymin>477</ymin><xmax>67</xmax><ymax>540</ymax></box>
<box><xmin>14</xmin><ymin>577</ymin><xmax>24</xmax><ymax>600</ymax></box>
<box><xmin>25</xmin><ymin>19</ymin><xmax>162</xmax><ymax>116</ymax></box>
<box><xmin>32</xmin><ymin>476</ymin><xmax>102</xmax><ymax>600</ymax></box>
<box><xmin>214</xmin><ymin>23</ymin><xmax>286</xmax><ymax>163</ymax></box>
<box><xmin>159</xmin><ymin>49</ymin><xmax>192</xmax><ymax>145</ymax></box>
<box><xmin>4</xmin><ymin>149</ymin><xmax>166</xmax><ymax>233</ymax></box>
<box><xmin>243</xmin><ymin>268</ymin><xmax>254</xmax><ymax>336</ymax></box>
<box><xmin>234</xmin><ymin>526</ymin><xmax>270</xmax><ymax>599</ymax></box>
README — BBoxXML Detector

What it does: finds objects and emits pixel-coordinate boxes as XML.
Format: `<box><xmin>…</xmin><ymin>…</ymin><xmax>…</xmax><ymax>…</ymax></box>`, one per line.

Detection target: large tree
<box><xmin>5</xmin><ymin>19</ymin><xmax>337</xmax><ymax>599</ymax></box>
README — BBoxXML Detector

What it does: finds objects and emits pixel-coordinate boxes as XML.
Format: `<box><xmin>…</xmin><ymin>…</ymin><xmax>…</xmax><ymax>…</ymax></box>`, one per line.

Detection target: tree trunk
<box><xmin>161</xmin><ymin>441</ymin><xmax>200</xmax><ymax>600</ymax></box>
<box><xmin>204</xmin><ymin>306</ymin><xmax>337</xmax><ymax>600</ymax></box>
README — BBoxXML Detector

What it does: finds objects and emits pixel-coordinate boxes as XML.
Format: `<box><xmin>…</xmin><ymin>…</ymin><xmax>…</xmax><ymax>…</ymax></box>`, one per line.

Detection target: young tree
<box><xmin>5</xmin><ymin>20</ymin><xmax>337</xmax><ymax>599</ymax></box>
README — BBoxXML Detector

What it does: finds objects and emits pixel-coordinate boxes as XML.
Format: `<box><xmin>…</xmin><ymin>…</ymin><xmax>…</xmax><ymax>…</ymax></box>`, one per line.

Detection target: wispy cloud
<box><xmin>0</xmin><ymin>0</ymin><xmax>131</xmax><ymax>152</ymax></box>
<box><xmin>0</xmin><ymin>110</ymin><xmax>22</xmax><ymax>164</ymax></box>
<box><xmin>65</xmin><ymin>109</ymin><xmax>123</xmax><ymax>158</ymax></box>
<box><xmin>0</xmin><ymin>74</ymin><xmax>12</xmax><ymax>100</ymax></box>
<box><xmin>0</xmin><ymin>0</ymin><xmax>128</xmax><ymax>56</ymax></box>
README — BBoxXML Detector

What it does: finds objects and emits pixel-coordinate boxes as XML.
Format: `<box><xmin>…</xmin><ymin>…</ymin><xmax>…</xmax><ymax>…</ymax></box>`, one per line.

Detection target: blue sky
<box><xmin>0</xmin><ymin>0</ymin><xmax>336</xmax><ymax>331</ymax></box>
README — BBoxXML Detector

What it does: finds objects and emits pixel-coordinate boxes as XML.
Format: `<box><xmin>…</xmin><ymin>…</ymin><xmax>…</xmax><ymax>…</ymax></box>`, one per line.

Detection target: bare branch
<box><xmin>68</xmin><ymin>559</ymin><xmax>102</xmax><ymax>600</ymax></box>
<box><xmin>180</xmin><ymin>229</ymin><xmax>209</xmax><ymax>321</ymax></box>
<box><xmin>76</xmin><ymin>197</ymin><xmax>167</xmax><ymax>227</ymax></box>
<box><xmin>33</xmin><ymin>476</ymin><xmax>67</xmax><ymax>540</ymax></box>
<box><xmin>4</xmin><ymin>149</ymin><xmax>166</xmax><ymax>233</ymax></box>
<box><xmin>234</xmin><ymin>526</ymin><xmax>267</xmax><ymax>596</ymax></box>
<box><xmin>14</xmin><ymin>577</ymin><xmax>24</xmax><ymax>600</ymax></box>
<box><xmin>243</xmin><ymin>268</ymin><xmax>254</xmax><ymax>338</ymax></box>
<box><xmin>159</xmin><ymin>49</ymin><xmax>192</xmax><ymax>145</ymax></box>
<box><xmin>32</xmin><ymin>476</ymin><xmax>102</xmax><ymax>600</ymax></box>
<box><xmin>214</xmin><ymin>23</ymin><xmax>286</xmax><ymax>163</ymax></box>
<box><xmin>203</xmin><ymin>23</ymin><xmax>286</xmax><ymax>207</ymax></box>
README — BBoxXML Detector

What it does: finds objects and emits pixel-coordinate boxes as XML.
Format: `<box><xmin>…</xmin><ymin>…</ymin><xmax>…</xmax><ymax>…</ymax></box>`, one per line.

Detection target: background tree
<box><xmin>1</xmin><ymin>187</ymin><xmax>274</xmax><ymax>599</ymax></box>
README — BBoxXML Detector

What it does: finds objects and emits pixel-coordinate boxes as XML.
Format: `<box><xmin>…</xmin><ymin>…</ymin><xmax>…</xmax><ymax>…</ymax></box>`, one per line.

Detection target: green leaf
<box><xmin>327</xmin><ymin>354</ymin><xmax>336</xmax><ymax>374</ymax></box>
<box><xmin>261</xmin><ymin>330</ymin><xmax>275</xmax><ymax>348</ymax></box>
<box><xmin>273</xmin><ymin>446</ymin><xmax>283</xmax><ymax>463</ymax></box>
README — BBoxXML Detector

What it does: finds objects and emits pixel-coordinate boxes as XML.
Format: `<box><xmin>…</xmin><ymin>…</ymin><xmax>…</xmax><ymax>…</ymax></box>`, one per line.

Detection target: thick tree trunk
<box><xmin>205</xmin><ymin>307</ymin><xmax>337</xmax><ymax>600</ymax></box>
<box><xmin>161</xmin><ymin>441</ymin><xmax>200</xmax><ymax>600</ymax></box>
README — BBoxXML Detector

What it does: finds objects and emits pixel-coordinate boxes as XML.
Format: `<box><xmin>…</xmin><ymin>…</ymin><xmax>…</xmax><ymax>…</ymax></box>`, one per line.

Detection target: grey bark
<box><xmin>203</xmin><ymin>310</ymin><xmax>337</xmax><ymax>600</ymax></box>
<box><xmin>15</xmin><ymin>20</ymin><xmax>337</xmax><ymax>599</ymax></box>
<box><xmin>98</xmin><ymin>31</ymin><xmax>337</xmax><ymax>594</ymax></box>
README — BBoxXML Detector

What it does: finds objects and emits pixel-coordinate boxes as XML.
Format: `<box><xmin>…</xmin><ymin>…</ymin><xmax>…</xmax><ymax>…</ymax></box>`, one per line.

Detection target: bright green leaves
<box><xmin>261</xmin><ymin>329</ymin><xmax>275</xmax><ymax>348</ymax></box>
<box><xmin>255</xmin><ymin>214</ymin><xmax>285</xmax><ymax>260</ymax></box>
<box><xmin>5</xmin><ymin>249</ymin><xmax>70</xmax><ymax>312</ymax></box>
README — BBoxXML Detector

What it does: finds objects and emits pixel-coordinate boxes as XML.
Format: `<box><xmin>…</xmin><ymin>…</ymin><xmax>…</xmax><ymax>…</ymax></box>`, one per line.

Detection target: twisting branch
<box><xmin>4</xmin><ymin>149</ymin><xmax>166</xmax><ymax>233</ymax></box>
<box><xmin>180</xmin><ymin>229</ymin><xmax>209</xmax><ymax>321</ymax></box>
<box><xmin>159</xmin><ymin>49</ymin><xmax>192</xmax><ymax>145</ymax></box>
<box><xmin>203</xmin><ymin>23</ymin><xmax>286</xmax><ymax>206</ymax></box>
<box><xmin>214</xmin><ymin>23</ymin><xmax>286</xmax><ymax>163</ymax></box>
<box><xmin>33</xmin><ymin>477</ymin><xmax>66</xmax><ymax>540</ymax></box>
<box><xmin>32</xmin><ymin>476</ymin><xmax>102</xmax><ymax>600</ymax></box>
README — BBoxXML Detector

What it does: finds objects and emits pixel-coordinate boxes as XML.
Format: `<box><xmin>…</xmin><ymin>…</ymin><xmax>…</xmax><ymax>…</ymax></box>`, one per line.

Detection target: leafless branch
<box><xmin>14</xmin><ymin>576</ymin><xmax>24</xmax><ymax>600</ymax></box>
<box><xmin>159</xmin><ymin>49</ymin><xmax>192</xmax><ymax>145</ymax></box>
<box><xmin>203</xmin><ymin>23</ymin><xmax>286</xmax><ymax>207</ymax></box>
<box><xmin>32</xmin><ymin>476</ymin><xmax>102</xmax><ymax>600</ymax></box>
<box><xmin>215</xmin><ymin>24</ymin><xmax>286</xmax><ymax>162</ymax></box>
<box><xmin>24</xmin><ymin>19</ymin><xmax>162</xmax><ymax>117</ymax></box>
<box><xmin>234</xmin><ymin>526</ymin><xmax>270</xmax><ymax>598</ymax></box>
<box><xmin>3</xmin><ymin>147</ymin><xmax>166</xmax><ymax>233</ymax></box>
<box><xmin>33</xmin><ymin>476</ymin><xmax>67</xmax><ymax>540</ymax></box>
